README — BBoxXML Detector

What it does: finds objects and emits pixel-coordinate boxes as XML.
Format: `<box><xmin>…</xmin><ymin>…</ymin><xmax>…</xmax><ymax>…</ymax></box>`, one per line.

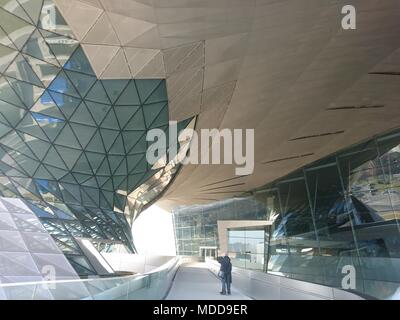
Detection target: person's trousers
<box><xmin>221</xmin><ymin>279</ymin><xmax>231</xmax><ymax>294</ymax></box>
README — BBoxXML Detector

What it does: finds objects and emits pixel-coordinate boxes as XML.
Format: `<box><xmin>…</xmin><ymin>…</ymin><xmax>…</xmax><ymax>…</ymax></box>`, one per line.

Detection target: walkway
<box><xmin>166</xmin><ymin>262</ymin><xmax>251</xmax><ymax>300</ymax></box>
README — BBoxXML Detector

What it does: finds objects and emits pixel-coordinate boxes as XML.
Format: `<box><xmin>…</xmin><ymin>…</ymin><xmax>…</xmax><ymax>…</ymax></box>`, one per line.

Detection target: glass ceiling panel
<box><xmin>0</xmin><ymin>0</ymin><xmax>191</xmax><ymax>271</ymax></box>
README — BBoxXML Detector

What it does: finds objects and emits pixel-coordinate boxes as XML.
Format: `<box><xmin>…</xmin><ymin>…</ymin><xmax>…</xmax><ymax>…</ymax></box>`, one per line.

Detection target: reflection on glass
<box><xmin>259</xmin><ymin>129</ymin><xmax>400</xmax><ymax>299</ymax></box>
<box><xmin>228</xmin><ymin>228</ymin><xmax>266</xmax><ymax>271</ymax></box>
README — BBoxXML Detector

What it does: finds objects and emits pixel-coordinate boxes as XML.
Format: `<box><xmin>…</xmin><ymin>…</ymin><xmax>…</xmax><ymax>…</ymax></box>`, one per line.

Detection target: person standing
<box><xmin>218</xmin><ymin>252</ymin><xmax>232</xmax><ymax>295</ymax></box>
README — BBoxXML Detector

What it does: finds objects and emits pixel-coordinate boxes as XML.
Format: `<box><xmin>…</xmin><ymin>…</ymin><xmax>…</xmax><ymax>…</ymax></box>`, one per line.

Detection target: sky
<box><xmin>131</xmin><ymin>204</ymin><xmax>176</xmax><ymax>256</ymax></box>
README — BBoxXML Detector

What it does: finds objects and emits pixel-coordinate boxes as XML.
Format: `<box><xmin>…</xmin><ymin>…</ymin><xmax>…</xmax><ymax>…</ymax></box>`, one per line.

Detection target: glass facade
<box><xmin>0</xmin><ymin>197</ymin><xmax>80</xmax><ymax>283</ymax></box>
<box><xmin>228</xmin><ymin>228</ymin><xmax>267</xmax><ymax>271</ymax></box>
<box><xmin>173</xmin><ymin>197</ymin><xmax>266</xmax><ymax>256</ymax></box>
<box><xmin>259</xmin><ymin>129</ymin><xmax>400</xmax><ymax>300</ymax></box>
<box><xmin>0</xmin><ymin>0</ymin><xmax>191</xmax><ymax>276</ymax></box>
<box><xmin>173</xmin><ymin>128</ymin><xmax>400</xmax><ymax>299</ymax></box>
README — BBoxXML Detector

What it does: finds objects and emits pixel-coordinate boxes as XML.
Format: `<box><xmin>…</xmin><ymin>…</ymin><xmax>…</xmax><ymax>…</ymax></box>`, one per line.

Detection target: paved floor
<box><xmin>166</xmin><ymin>263</ymin><xmax>251</xmax><ymax>300</ymax></box>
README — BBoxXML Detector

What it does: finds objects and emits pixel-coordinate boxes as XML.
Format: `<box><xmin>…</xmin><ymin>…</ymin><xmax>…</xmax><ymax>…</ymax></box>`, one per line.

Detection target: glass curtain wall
<box><xmin>255</xmin><ymin>128</ymin><xmax>400</xmax><ymax>300</ymax></box>
<box><xmin>172</xmin><ymin>127</ymin><xmax>400</xmax><ymax>299</ymax></box>
<box><xmin>228</xmin><ymin>228</ymin><xmax>267</xmax><ymax>271</ymax></box>
<box><xmin>173</xmin><ymin>197</ymin><xmax>266</xmax><ymax>256</ymax></box>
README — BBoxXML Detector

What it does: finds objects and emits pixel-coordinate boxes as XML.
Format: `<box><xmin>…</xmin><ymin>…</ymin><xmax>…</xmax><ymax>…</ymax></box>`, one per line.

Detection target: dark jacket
<box><xmin>219</xmin><ymin>256</ymin><xmax>232</xmax><ymax>283</ymax></box>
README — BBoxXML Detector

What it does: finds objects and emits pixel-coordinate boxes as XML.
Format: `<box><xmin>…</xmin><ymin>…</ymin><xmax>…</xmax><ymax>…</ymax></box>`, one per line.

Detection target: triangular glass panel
<box><xmin>127</xmin><ymin>154</ymin><xmax>144</xmax><ymax>172</ymax></box>
<box><xmin>27</xmin><ymin>201</ymin><xmax>54</xmax><ymax>218</ymax></box>
<box><xmin>31</xmin><ymin>111</ymin><xmax>64</xmax><ymax>124</ymax></box>
<box><xmin>82</xmin><ymin>177</ymin><xmax>97</xmax><ymax>188</ymax></box>
<box><xmin>101</xmin><ymin>178</ymin><xmax>113</xmax><ymax>191</ymax></box>
<box><xmin>115</xmin><ymin>177</ymin><xmax>127</xmax><ymax>192</ymax></box>
<box><xmin>114</xmin><ymin>158</ymin><xmax>127</xmax><ymax>175</ymax></box>
<box><xmin>60</xmin><ymin>182</ymin><xmax>81</xmax><ymax>203</ymax></box>
<box><xmin>48</xmin><ymin>90</ymin><xmax>80</xmax><ymax>118</ymax></box>
<box><xmin>0</xmin><ymin>44</ymin><xmax>18</xmax><ymax>73</ymax></box>
<box><xmin>0</xmin><ymin>160</ymin><xmax>25</xmax><ymax>177</ymax></box>
<box><xmin>114</xmin><ymin>81</ymin><xmax>140</xmax><ymax>106</ymax></box>
<box><xmin>108</xmin><ymin>134</ymin><xmax>125</xmax><ymax>155</ymax></box>
<box><xmin>81</xmin><ymin>188</ymin><xmax>98</xmax><ymax>207</ymax></box>
<box><xmin>59</xmin><ymin>172</ymin><xmax>76</xmax><ymax>184</ymax></box>
<box><xmin>0</xmin><ymin>111</ymin><xmax>9</xmax><ymax>125</ymax></box>
<box><xmin>0</xmin><ymin>0</ymin><xmax>32</xmax><ymax>23</ymax></box>
<box><xmin>65</xmin><ymin>70</ymin><xmax>96</xmax><ymax>98</ymax></box>
<box><xmin>112</xmin><ymin>174</ymin><xmax>125</xmax><ymax>190</ymax></box>
<box><xmin>0</xmin><ymin>77</ymin><xmax>25</xmax><ymax>108</ymax></box>
<box><xmin>35</xmin><ymin>178</ymin><xmax>62</xmax><ymax>200</ymax></box>
<box><xmin>85</xmin><ymin>81</ymin><xmax>110</xmax><ymax>104</ymax></box>
<box><xmin>48</xmin><ymin>70</ymin><xmax>80</xmax><ymax>98</ymax></box>
<box><xmin>96</xmin><ymin>175</ymin><xmax>109</xmax><ymax>188</ymax></box>
<box><xmin>13</xmin><ymin>178</ymin><xmax>40</xmax><ymax>197</ymax></box>
<box><xmin>73</xmin><ymin>153</ymin><xmax>92</xmax><ymax>174</ymax></box>
<box><xmin>124</xmin><ymin>109</ymin><xmax>145</xmax><ymax>130</ymax></box>
<box><xmin>4</xmin><ymin>54</ymin><xmax>43</xmax><ymax>87</ymax></box>
<box><xmin>7</xmin><ymin>76</ymin><xmax>44</xmax><ymax>108</ymax></box>
<box><xmin>127</xmin><ymin>134</ymin><xmax>147</xmax><ymax>154</ymax></box>
<box><xmin>23</xmin><ymin>54</ymin><xmax>60</xmax><ymax>87</ymax></box>
<box><xmin>36</xmin><ymin>114</ymin><xmax>65</xmax><ymax>142</ymax></box>
<box><xmin>69</xmin><ymin>102</ymin><xmax>96</xmax><ymax>125</ymax></box>
<box><xmin>100</xmin><ymin>109</ymin><xmax>119</xmax><ymax>130</ymax></box>
<box><xmin>107</xmin><ymin>155</ymin><xmax>124</xmax><ymax>174</ymax></box>
<box><xmin>16</xmin><ymin>112</ymin><xmax>47</xmax><ymax>140</ymax></box>
<box><xmin>143</xmin><ymin>102</ymin><xmax>167</xmax><ymax>128</ymax></box>
<box><xmin>9</xmin><ymin>151</ymin><xmax>40</xmax><ymax>175</ymax></box>
<box><xmin>64</xmin><ymin>46</ymin><xmax>95</xmax><ymax>76</ymax></box>
<box><xmin>34</xmin><ymin>164</ymin><xmax>54</xmax><ymax>179</ymax></box>
<box><xmin>70</xmin><ymin>123</ymin><xmax>96</xmax><ymax>149</ymax></box>
<box><xmin>85</xmin><ymin>130</ymin><xmax>105</xmax><ymax>153</ymax></box>
<box><xmin>20</xmin><ymin>132</ymin><xmax>51</xmax><ymax>159</ymax></box>
<box><xmin>18</xmin><ymin>0</ymin><xmax>44</xmax><ymax>25</ymax></box>
<box><xmin>100</xmin><ymin>128</ymin><xmax>119</xmax><ymax>152</ymax></box>
<box><xmin>96</xmin><ymin>157</ymin><xmax>111</xmax><ymax>176</ymax></box>
<box><xmin>122</xmin><ymin>131</ymin><xmax>143</xmax><ymax>153</ymax></box>
<box><xmin>40</xmin><ymin>29</ymin><xmax>79</xmax><ymax>66</ymax></box>
<box><xmin>129</xmin><ymin>158</ymin><xmax>147</xmax><ymax>174</ymax></box>
<box><xmin>0</xmin><ymin>25</ymin><xmax>16</xmax><ymax>48</ymax></box>
<box><xmin>42</xmin><ymin>145</ymin><xmax>67</xmax><ymax>169</ymax></box>
<box><xmin>72</xmin><ymin>173</ymin><xmax>91</xmax><ymax>185</ymax></box>
<box><xmin>17</xmin><ymin>179</ymin><xmax>46</xmax><ymax>199</ymax></box>
<box><xmin>54</xmin><ymin>123</ymin><xmax>80</xmax><ymax>147</ymax></box>
<box><xmin>1</xmin><ymin>131</ymin><xmax>35</xmax><ymax>158</ymax></box>
<box><xmin>0</xmin><ymin>8</ymin><xmax>35</xmax><ymax>49</ymax></box>
<box><xmin>0</xmin><ymin>99</ymin><xmax>26</xmax><ymax>126</ymax></box>
<box><xmin>45</xmin><ymin>164</ymin><xmax>67</xmax><ymax>179</ymax></box>
<box><xmin>149</xmin><ymin>106</ymin><xmax>168</xmax><ymax>129</ymax></box>
<box><xmin>38</xmin><ymin>1</ymin><xmax>74</xmax><ymax>37</ymax></box>
<box><xmin>53</xmin><ymin>207</ymin><xmax>75</xmax><ymax>220</ymax></box>
<box><xmin>135</xmin><ymin>79</ymin><xmax>162</xmax><ymax>104</ymax></box>
<box><xmin>22</xmin><ymin>29</ymin><xmax>60</xmax><ymax>66</ymax></box>
<box><xmin>0</xmin><ymin>176</ymin><xmax>19</xmax><ymax>194</ymax></box>
<box><xmin>99</xmin><ymin>190</ymin><xmax>112</xmax><ymax>209</ymax></box>
<box><xmin>144</xmin><ymin>80</ymin><xmax>167</xmax><ymax>104</ymax></box>
<box><xmin>114</xmin><ymin>105</ymin><xmax>140</xmax><ymax>129</ymax></box>
<box><xmin>101</xmin><ymin>79</ymin><xmax>129</xmax><ymax>104</ymax></box>
<box><xmin>85</xmin><ymin>152</ymin><xmax>105</xmax><ymax>174</ymax></box>
<box><xmin>31</xmin><ymin>91</ymin><xmax>65</xmax><ymax>120</ymax></box>
<box><xmin>0</xmin><ymin>122</ymin><xmax>12</xmax><ymax>139</ymax></box>
<box><xmin>85</xmin><ymin>100</ymin><xmax>111</xmax><ymax>126</ymax></box>
<box><xmin>54</xmin><ymin>145</ymin><xmax>82</xmax><ymax>170</ymax></box>
<box><xmin>0</xmin><ymin>145</ymin><xmax>23</xmax><ymax>170</ymax></box>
